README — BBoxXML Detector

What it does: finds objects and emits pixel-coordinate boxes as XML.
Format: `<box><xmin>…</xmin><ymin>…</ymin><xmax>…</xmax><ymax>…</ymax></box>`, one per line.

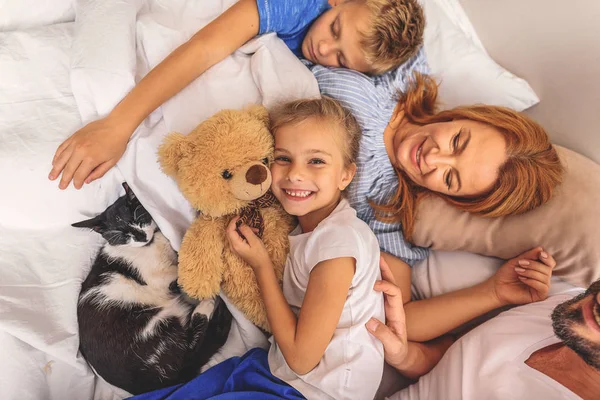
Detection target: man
<box><xmin>369</xmin><ymin>270</ymin><xmax>600</xmax><ymax>399</ymax></box>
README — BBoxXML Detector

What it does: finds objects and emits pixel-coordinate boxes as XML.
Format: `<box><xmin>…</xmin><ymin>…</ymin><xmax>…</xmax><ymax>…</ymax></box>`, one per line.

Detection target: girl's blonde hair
<box><xmin>269</xmin><ymin>96</ymin><xmax>361</xmax><ymax>167</ymax></box>
<box><xmin>373</xmin><ymin>73</ymin><xmax>564</xmax><ymax>241</ymax></box>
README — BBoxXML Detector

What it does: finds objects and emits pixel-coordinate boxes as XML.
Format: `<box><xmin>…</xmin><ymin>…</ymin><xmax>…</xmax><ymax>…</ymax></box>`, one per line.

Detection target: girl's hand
<box><xmin>366</xmin><ymin>256</ymin><xmax>409</xmax><ymax>369</ymax></box>
<box><xmin>226</xmin><ymin>217</ymin><xmax>271</xmax><ymax>270</ymax></box>
<box><xmin>490</xmin><ymin>247</ymin><xmax>556</xmax><ymax>306</ymax></box>
<box><xmin>49</xmin><ymin>116</ymin><xmax>131</xmax><ymax>190</ymax></box>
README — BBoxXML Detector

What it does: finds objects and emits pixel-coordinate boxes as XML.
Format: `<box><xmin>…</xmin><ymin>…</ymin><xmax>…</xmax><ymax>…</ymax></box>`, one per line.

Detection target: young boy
<box><xmin>49</xmin><ymin>0</ymin><xmax>425</xmax><ymax>190</ymax></box>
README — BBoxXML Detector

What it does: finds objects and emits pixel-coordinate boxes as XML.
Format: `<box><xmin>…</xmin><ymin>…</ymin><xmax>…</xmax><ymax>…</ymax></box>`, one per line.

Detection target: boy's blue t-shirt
<box><xmin>256</xmin><ymin>0</ymin><xmax>331</xmax><ymax>57</ymax></box>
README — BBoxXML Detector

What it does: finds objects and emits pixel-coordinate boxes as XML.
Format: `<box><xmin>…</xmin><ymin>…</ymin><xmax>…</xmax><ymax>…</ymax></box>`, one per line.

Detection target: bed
<box><xmin>1</xmin><ymin>0</ymin><xmax>598</xmax><ymax>399</ymax></box>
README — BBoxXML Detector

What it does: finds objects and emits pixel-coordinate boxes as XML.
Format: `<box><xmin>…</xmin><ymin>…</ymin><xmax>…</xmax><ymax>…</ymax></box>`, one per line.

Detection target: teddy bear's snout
<box><xmin>246</xmin><ymin>164</ymin><xmax>268</xmax><ymax>185</ymax></box>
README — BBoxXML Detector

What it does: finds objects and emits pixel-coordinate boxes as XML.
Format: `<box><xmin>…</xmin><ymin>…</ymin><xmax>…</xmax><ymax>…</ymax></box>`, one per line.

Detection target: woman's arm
<box><xmin>381</xmin><ymin>252</ymin><xmax>412</xmax><ymax>303</ymax></box>
<box><xmin>255</xmin><ymin>257</ymin><xmax>355</xmax><ymax>375</ymax></box>
<box><xmin>403</xmin><ymin>281</ymin><xmax>502</xmax><ymax>341</ymax></box>
<box><xmin>50</xmin><ymin>0</ymin><xmax>260</xmax><ymax>189</ymax></box>
<box><xmin>380</xmin><ymin>252</ymin><xmax>498</xmax><ymax>341</ymax></box>
<box><xmin>383</xmin><ymin>248</ymin><xmax>556</xmax><ymax>342</ymax></box>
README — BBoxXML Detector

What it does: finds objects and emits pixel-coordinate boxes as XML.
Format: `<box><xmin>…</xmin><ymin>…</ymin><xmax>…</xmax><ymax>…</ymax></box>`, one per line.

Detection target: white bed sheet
<box><xmin>0</xmin><ymin>1</ymin><xmax>318</xmax><ymax>398</ymax></box>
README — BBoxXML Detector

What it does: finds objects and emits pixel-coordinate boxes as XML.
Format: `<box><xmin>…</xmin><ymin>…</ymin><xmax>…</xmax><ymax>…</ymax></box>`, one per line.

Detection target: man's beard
<box><xmin>551</xmin><ymin>280</ymin><xmax>600</xmax><ymax>370</ymax></box>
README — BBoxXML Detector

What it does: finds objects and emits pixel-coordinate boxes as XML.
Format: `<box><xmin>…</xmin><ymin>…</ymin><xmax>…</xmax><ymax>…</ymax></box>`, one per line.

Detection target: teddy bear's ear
<box><xmin>245</xmin><ymin>104</ymin><xmax>270</xmax><ymax>126</ymax></box>
<box><xmin>157</xmin><ymin>132</ymin><xmax>191</xmax><ymax>178</ymax></box>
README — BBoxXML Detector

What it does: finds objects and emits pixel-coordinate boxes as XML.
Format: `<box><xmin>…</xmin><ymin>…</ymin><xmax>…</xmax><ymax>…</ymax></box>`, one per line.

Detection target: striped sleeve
<box><xmin>308</xmin><ymin>49</ymin><xmax>431</xmax><ymax>265</ymax></box>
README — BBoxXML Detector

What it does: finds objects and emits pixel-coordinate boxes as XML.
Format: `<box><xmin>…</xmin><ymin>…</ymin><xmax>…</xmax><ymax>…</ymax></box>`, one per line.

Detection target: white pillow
<box><xmin>421</xmin><ymin>0</ymin><xmax>539</xmax><ymax>111</ymax></box>
<box><xmin>0</xmin><ymin>0</ymin><xmax>75</xmax><ymax>31</ymax></box>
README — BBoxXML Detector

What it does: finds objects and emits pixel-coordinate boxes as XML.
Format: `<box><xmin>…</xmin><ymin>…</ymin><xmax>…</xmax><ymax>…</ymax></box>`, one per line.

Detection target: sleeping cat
<box><xmin>73</xmin><ymin>182</ymin><xmax>232</xmax><ymax>395</ymax></box>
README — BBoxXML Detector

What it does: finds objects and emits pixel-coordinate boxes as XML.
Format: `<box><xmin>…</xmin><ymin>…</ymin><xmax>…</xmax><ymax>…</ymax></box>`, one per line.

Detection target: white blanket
<box><xmin>0</xmin><ymin>0</ymin><xmax>318</xmax><ymax>398</ymax></box>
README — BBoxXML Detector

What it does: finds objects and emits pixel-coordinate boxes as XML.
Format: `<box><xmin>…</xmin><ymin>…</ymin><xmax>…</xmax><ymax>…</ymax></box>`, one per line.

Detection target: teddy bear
<box><xmin>157</xmin><ymin>105</ymin><xmax>295</xmax><ymax>332</ymax></box>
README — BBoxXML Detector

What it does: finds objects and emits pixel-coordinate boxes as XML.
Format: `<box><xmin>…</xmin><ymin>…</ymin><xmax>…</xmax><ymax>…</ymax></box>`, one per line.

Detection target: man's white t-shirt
<box><xmin>392</xmin><ymin>288</ymin><xmax>585</xmax><ymax>400</ymax></box>
<box><xmin>268</xmin><ymin>199</ymin><xmax>385</xmax><ymax>400</ymax></box>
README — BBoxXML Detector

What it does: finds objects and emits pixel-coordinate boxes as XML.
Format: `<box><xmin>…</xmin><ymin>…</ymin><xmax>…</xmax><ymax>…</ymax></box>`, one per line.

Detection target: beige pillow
<box><xmin>412</xmin><ymin>146</ymin><xmax>600</xmax><ymax>288</ymax></box>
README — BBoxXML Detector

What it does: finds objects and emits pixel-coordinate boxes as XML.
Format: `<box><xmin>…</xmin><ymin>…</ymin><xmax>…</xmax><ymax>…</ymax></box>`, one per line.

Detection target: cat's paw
<box><xmin>193</xmin><ymin>298</ymin><xmax>216</xmax><ymax>320</ymax></box>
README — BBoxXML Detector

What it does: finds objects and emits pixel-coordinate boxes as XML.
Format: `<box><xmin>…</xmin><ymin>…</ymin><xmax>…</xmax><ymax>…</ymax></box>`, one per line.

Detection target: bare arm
<box><xmin>255</xmin><ymin>257</ymin><xmax>355</xmax><ymax>375</ymax></box>
<box><xmin>50</xmin><ymin>0</ymin><xmax>260</xmax><ymax>189</ymax></box>
<box><xmin>367</xmin><ymin>257</ymin><xmax>454</xmax><ymax>379</ymax></box>
<box><xmin>382</xmin><ymin>249</ymin><xmax>556</xmax><ymax>342</ymax></box>
<box><xmin>226</xmin><ymin>220</ymin><xmax>355</xmax><ymax>375</ymax></box>
<box><xmin>109</xmin><ymin>0</ymin><xmax>260</xmax><ymax>132</ymax></box>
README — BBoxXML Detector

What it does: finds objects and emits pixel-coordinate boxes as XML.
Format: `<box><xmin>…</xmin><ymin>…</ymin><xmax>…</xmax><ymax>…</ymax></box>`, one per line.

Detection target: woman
<box><xmin>309</xmin><ymin>60</ymin><xmax>563</xmax><ymax>376</ymax></box>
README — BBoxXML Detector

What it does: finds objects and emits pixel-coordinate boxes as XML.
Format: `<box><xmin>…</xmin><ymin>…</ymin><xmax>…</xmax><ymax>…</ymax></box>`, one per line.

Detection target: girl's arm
<box><xmin>50</xmin><ymin>0</ymin><xmax>260</xmax><ymax>189</ymax></box>
<box><xmin>255</xmin><ymin>256</ymin><xmax>354</xmax><ymax>374</ymax></box>
<box><xmin>381</xmin><ymin>249</ymin><xmax>556</xmax><ymax>342</ymax></box>
<box><xmin>227</xmin><ymin>220</ymin><xmax>354</xmax><ymax>375</ymax></box>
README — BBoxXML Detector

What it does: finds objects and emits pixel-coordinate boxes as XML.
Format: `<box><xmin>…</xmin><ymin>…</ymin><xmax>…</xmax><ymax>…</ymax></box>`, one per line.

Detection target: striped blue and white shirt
<box><xmin>307</xmin><ymin>49</ymin><xmax>430</xmax><ymax>265</ymax></box>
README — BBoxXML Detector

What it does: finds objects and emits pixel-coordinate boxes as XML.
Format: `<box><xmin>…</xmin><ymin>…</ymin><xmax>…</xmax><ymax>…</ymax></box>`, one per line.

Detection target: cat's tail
<box><xmin>180</xmin><ymin>296</ymin><xmax>233</xmax><ymax>381</ymax></box>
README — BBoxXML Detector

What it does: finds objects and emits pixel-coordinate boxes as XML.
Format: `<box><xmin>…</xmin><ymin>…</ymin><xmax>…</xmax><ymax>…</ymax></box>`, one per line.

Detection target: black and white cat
<box><xmin>73</xmin><ymin>182</ymin><xmax>232</xmax><ymax>395</ymax></box>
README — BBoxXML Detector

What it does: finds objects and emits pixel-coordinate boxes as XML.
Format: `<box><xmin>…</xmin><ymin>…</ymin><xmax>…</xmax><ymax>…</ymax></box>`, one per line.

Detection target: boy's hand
<box><xmin>366</xmin><ymin>256</ymin><xmax>409</xmax><ymax>369</ymax></box>
<box><xmin>226</xmin><ymin>217</ymin><xmax>271</xmax><ymax>271</ymax></box>
<box><xmin>49</xmin><ymin>117</ymin><xmax>130</xmax><ymax>190</ymax></box>
<box><xmin>489</xmin><ymin>247</ymin><xmax>556</xmax><ymax>306</ymax></box>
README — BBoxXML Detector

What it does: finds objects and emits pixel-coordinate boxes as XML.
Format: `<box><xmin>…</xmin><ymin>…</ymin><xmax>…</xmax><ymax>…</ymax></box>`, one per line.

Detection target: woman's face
<box><xmin>390</xmin><ymin>119</ymin><xmax>508</xmax><ymax>197</ymax></box>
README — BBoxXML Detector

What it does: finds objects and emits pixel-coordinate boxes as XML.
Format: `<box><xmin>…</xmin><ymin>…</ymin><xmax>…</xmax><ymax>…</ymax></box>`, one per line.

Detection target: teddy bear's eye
<box><xmin>221</xmin><ymin>170</ymin><xmax>233</xmax><ymax>180</ymax></box>
<box><xmin>262</xmin><ymin>158</ymin><xmax>269</xmax><ymax>165</ymax></box>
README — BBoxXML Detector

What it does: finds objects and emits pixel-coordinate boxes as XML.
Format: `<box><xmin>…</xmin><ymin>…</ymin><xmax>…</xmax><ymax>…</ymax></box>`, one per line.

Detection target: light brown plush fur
<box><xmin>158</xmin><ymin>105</ymin><xmax>294</xmax><ymax>331</ymax></box>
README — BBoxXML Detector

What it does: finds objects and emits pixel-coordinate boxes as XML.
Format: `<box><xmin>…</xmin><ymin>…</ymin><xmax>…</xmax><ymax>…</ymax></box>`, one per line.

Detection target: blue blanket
<box><xmin>128</xmin><ymin>348</ymin><xmax>305</xmax><ymax>400</ymax></box>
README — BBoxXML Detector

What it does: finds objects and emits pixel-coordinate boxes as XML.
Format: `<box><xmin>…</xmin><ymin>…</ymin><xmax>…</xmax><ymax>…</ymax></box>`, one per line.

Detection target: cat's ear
<box><xmin>122</xmin><ymin>182</ymin><xmax>136</xmax><ymax>203</ymax></box>
<box><xmin>72</xmin><ymin>215</ymin><xmax>105</xmax><ymax>233</ymax></box>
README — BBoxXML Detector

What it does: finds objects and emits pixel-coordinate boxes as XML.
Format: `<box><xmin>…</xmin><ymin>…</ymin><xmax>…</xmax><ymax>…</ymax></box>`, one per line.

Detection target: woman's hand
<box><xmin>366</xmin><ymin>256</ymin><xmax>409</xmax><ymax>369</ymax></box>
<box><xmin>489</xmin><ymin>247</ymin><xmax>556</xmax><ymax>306</ymax></box>
<box><xmin>226</xmin><ymin>217</ymin><xmax>272</xmax><ymax>270</ymax></box>
<box><xmin>49</xmin><ymin>117</ymin><xmax>131</xmax><ymax>190</ymax></box>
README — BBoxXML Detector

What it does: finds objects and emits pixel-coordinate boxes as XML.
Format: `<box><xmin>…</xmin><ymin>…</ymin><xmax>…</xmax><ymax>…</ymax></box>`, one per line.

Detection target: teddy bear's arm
<box><xmin>177</xmin><ymin>217</ymin><xmax>226</xmax><ymax>299</ymax></box>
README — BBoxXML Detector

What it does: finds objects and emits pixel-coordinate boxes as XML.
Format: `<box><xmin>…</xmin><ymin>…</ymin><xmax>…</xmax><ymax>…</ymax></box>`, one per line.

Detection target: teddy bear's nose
<box><xmin>246</xmin><ymin>165</ymin><xmax>268</xmax><ymax>185</ymax></box>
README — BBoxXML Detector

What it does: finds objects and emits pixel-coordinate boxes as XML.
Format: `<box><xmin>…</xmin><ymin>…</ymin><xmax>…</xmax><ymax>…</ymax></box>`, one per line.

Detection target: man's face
<box><xmin>552</xmin><ymin>279</ymin><xmax>600</xmax><ymax>370</ymax></box>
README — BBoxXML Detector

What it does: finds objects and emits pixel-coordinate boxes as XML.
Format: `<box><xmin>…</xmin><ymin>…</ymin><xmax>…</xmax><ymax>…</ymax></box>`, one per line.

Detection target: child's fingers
<box><xmin>59</xmin><ymin>155</ymin><xmax>84</xmax><ymax>190</ymax></box>
<box><xmin>49</xmin><ymin>144</ymin><xmax>74</xmax><ymax>181</ymax></box>
<box><xmin>52</xmin><ymin>138</ymin><xmax>71</xmax><ymax>166</ymax></box>
<box><xmin>237</xmin><ymin>224</ymin><xmax>260</xmax><ymax>245</ymax></box>
<box><xmin>226</xmin><ymin>217</ymin><xmax>241</xmax><ymax>233</ymax></box>
<box><xmin>73</xmin><ymin>159</ymin><xmax>98</xmax><ymax>190</ymax></box>
<box><xmin>85</xmin><ymin>161</ymin><xmax>115</xmax><ymax>185</ymax></box>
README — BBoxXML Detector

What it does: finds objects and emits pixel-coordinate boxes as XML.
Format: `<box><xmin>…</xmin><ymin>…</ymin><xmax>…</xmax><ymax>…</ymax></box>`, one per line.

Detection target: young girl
<box><xmin>227</xmin><ymin>96</ymin><xmax>385</xmax><ymax>399</ymax></box>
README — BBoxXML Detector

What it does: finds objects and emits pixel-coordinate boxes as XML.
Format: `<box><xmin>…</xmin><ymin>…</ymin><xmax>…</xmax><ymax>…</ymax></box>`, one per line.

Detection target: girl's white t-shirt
<box><xmin>268</xmin><ymin>199</ymin><xmax>385</xmax><ymax>400</ymax></box>
<box><xmin>393</xmin><ymin>289</ymin><xmax>585</xmax><ymax>400</ymax></box>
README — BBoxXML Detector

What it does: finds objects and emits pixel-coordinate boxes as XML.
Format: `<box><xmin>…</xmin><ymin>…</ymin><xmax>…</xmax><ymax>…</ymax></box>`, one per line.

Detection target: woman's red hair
<box><xmin>374</xmin><ymin>74</ymin><xmax>564</xmax><ymax>241</ymax></box>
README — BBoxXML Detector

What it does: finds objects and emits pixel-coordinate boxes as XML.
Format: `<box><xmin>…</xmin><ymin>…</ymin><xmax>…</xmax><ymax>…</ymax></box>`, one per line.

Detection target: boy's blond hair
<box><xmin>360</xmin><ymin>0</ymin><xmax>425</xmax><ymax>74</ymax></box>
<box><xmin>269</xmin><ymin>96</ymin><xmax>361</xmax><ymax>167</ymax></box>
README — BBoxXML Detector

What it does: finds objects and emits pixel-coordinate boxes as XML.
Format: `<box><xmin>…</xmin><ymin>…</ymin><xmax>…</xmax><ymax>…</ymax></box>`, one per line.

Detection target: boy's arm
<box><xmin>50</xmin><ymin>0</ymin><xmax>260</xmax><ymax>189</ymax></box>
<box><xmin>110</xmin><ymin>0</ymin><xmax>260</xmax><ymax>132</ymax></box>
<box><xmin>254</xmin><ymin>257</ymin><xmax>355</xmax><ymax>375</ymax></box>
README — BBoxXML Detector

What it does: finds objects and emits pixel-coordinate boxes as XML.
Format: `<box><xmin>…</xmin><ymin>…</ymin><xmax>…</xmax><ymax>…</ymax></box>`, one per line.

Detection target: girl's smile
<box><xmin>271</xmin><ymin>116</ymin><xmax>355</xmax><ymax>233</ymax></box>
